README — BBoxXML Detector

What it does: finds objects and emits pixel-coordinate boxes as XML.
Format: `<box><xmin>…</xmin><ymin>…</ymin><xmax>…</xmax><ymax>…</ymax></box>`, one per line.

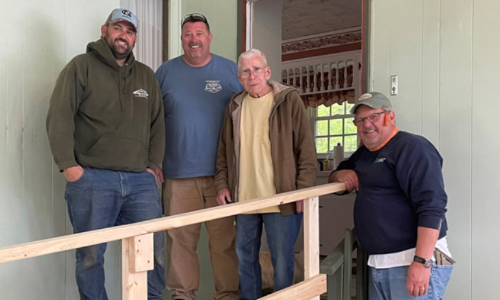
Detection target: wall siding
<box><xmin>370</xmin><ymin>0</ymin><xmax>500</xmax><ymax>299</ymax></box>
<box><xmin>421</xmin><ymin>0</ymin><xmax>440</xmax><ymax>145</ymax></box>
<box><xmin>389</xmin><ymin>0</ymin><xmax>423</xmax><ymax>134</ymax></box>
<box><xmin>252</xmin><ymin>0</ymin><xmax>283</xmax><ymax>82</ymax></box>
<box><xmin>471</xmin><ymin>0</ymin><xmax>500</xmax><ymax>298</ymax></box>
<box><xmin>439</xmin><ymin>0</ymin><xmax>473</xmax><ymax>298</ymax></box>
<box><xmin>50</xmin><ymin>2</ymin><xmax>69</xmax><ymax>300</ymax></box>
<box><xmin>181</xmin><ymin>0</ymin><xmax>239</xmax><ymax>62</ymax></box>
<box><xmin>0</xmin><ymin>1</ymin><xmax>121</xmax><ymax>299</ymax></box>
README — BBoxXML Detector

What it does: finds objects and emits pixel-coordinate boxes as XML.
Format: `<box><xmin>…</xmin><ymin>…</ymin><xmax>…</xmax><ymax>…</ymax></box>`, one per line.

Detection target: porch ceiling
<box><xmin>282</xmin><ymin>0</ymin><xmax>362</xmax><ymax>40</ymax></box>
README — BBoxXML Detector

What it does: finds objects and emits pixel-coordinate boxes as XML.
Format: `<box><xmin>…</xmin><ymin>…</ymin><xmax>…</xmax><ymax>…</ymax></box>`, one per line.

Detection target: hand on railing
<box><xmin>329</xmin><ymin>169</ymin><xmax>359</xmax><ymax>192</ymax></box>
<box><xmin>216</xmin><ymin>188</ymin><xmax>232</xmax><ymax>205</ymax></box>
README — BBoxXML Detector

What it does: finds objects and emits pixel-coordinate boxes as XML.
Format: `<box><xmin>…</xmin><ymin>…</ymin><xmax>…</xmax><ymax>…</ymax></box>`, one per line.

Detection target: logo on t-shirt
<box><xmin>375</xmin><ymin>157</ymin><xmax>386</xmax><ymax>163</ymax></box>
<box><xmin>205</xmin><ymin>80</ymin><xmax>222</xmax><ymax>93</ymax></box>
<box><xmin>133</xmin><ymin>89</ymin><xmax>149</xmax><ymax>98</ymax></box>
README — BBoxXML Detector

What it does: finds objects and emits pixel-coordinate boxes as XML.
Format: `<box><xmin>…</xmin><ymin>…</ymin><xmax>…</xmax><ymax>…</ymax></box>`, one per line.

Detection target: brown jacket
<box><xmin>214</xmin><ymin>81</ymin><xmax>317</xmax><ymax>215</ymax></box>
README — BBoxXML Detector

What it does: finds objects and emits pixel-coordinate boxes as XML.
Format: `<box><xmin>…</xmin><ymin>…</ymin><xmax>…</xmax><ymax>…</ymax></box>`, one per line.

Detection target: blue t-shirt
<box><xmin>155</xmin><ymin>55</ymin><xmax>243</xmax><ymax>178</ymax></box>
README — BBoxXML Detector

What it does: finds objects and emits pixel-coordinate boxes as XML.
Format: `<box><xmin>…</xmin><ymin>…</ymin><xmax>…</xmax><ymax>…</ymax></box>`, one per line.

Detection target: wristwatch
<box><xmin>413</xmin><ymin>255</ymin><xmax>433</xmax><ymax>268</ymax></box>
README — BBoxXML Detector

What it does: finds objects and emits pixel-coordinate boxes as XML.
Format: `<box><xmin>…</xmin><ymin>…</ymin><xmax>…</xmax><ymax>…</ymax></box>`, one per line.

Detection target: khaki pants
<box><xmin>163</xmin><ymin>176</ymin><xmax>239</xmax><ymax>300</ymax></box>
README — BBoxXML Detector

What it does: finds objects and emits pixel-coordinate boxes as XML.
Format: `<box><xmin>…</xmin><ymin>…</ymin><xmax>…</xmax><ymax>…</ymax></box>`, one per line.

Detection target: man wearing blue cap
<box><xmin>46</xmin><ymin>8</ymin><xmax>165</xmax><ymax>300</ymax></box>
<box><xmin>329</xmin><ymin>92</ymin><xmax>453</xmax><ymax>300</ymax></box>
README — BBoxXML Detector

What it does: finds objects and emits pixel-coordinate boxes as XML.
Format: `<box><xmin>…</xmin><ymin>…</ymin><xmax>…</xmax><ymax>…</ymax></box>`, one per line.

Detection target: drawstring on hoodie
<box><xmin>118</xmin><ymin>64</ymin><xmax>128</xmax><ymax>111</ymax></box>
<box><xmin>123</xmin><ymin>64</ymin><xmax>128</xmax><ymax>94</ymax></box>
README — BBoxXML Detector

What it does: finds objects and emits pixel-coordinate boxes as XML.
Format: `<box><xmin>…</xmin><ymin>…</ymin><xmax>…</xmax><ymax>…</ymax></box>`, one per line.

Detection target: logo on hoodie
<box><xmin>205</xmin><ymin>80</ymin><xmax>222</xmax><ymax>93</ymax></box>
<box><xmin>133</xmin><ymin>89</ymin><xmax>149</xmax><ymax>98</ymax></box>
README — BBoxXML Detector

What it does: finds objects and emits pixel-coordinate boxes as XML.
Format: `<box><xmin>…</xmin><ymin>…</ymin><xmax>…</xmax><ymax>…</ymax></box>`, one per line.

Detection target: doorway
<box><xmin>242</xmin><ymin>0</ymin><xmax>366</xmax><ymax>88</ymax></box>
<box><xmin>241</xmin><ymin>0</ymin><xmax>367</xmax><ymax>257</ymax></box>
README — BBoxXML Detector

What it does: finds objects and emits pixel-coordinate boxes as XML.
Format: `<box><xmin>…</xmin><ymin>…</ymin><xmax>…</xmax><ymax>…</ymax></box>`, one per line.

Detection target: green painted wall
<box><xmin>0</xmin><ymin>1</ymin><xmax>122</xmax><ymax>299</ymax></box>
<box><xmin>369</xmin><ymin>1</ymin><xmax>500</xmax><ymax>299</ymax></box>
<box><xmin>168</xmin><ymin>0</ymin><xmax>240</xmax><ymax>62</ymax></box>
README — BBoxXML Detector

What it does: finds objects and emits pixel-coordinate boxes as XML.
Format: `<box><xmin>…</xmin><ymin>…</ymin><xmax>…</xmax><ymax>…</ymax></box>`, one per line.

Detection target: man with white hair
<box><xmin>215</xmin><ymin>49</ymin><xmax>317</xmax><ymax>299</ymax></box>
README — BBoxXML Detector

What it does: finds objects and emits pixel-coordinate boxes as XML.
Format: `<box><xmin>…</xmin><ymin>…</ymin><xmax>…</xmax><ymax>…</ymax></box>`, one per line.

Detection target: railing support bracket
<box><xmin>122</xmin><ymin>233</ymin><xmax>154</xmax><ymax>300</ymax></box>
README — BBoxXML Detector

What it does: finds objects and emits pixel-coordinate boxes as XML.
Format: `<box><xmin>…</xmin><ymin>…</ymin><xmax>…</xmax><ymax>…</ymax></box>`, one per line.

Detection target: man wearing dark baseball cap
<box><xmin>47</xmin><ymin>8</ymin><xmax>165</xmax><ymax>299</ymax></box>
<box><xmin>350</xmin><ymin>91</ymin><xmax>392</xmax><ymax>114</ymax></box>
<box><xmin>330</xmin><ymin>92</ymin><xmax>453</xmax><ymax>300</ymax></box>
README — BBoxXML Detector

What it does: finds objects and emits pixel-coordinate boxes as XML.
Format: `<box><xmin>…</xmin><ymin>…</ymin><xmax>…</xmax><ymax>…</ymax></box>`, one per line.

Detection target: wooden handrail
<box><xmin>0</xmin><ymin>183</ymin><xmax>344</xmax><ymax>264</ymax></box>
<box><xmin>320</xmin><ymin>228</ymin><xmax>369</xmax><ymax>300</ymax></box>
<box><xmin>320</xmin><ymin>239</ymin><xmax>345</xmax><ymax>276</ymax></box>
<box><xmin>260</xmin><ymin>274</ymin><xmax>327</xmax><ymax>300</ymax></box>
<box><xmin>0</xmin><ymin>182</ymin><xmax>346</xmax><ymax>299</ymax></box>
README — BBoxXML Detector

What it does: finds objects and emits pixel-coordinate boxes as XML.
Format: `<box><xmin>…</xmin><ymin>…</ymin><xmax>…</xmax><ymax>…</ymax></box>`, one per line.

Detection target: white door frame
<box><xmin>168</xmin><ymin>0</ymin><xmax>183</xmax><ymax>59</ymax></box>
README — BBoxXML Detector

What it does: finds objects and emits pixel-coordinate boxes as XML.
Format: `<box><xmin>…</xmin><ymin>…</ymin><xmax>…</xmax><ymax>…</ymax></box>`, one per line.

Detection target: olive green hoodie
<box><xmin>46</xmin><ymin>37</ymin><xmax>165</xmax><ymax>172</ymax></box>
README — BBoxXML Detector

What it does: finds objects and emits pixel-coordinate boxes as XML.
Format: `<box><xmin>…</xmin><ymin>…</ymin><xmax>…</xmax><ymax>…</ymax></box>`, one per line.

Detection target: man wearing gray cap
<box><xmin>329</xmin><ymin>92</ymin><xmax>453</xmax><ymax>300</ymax></box>
<box><xmin>46</xmin><ymin>8</ymin><xmax>165</xmax><ymax>300</ymax></box>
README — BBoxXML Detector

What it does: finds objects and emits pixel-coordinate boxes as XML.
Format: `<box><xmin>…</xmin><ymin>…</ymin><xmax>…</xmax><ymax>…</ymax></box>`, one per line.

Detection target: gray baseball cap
<box><xmin>106</xmin><ymin>8</ymin><xmax>138</xmax><ymax>31</ymax></box>
<box><xmin>350</xmin><ymin>92</ymin><xmax>392</xmax><ymax>114</ymax></box>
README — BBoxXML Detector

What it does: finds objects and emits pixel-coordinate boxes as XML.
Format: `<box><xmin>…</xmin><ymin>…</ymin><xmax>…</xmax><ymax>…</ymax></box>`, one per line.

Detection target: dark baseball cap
<box><xmin>350</xmin><ymin>92</ymin><xmax>392</xmax><ymax>114</ymax></box>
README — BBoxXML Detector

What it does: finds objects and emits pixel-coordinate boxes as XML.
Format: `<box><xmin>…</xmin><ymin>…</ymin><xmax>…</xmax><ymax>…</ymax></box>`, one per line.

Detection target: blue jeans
<box><xmin>235</xmin><ymin>212</ymin><xmax>302</xmax><ymax>300</ymax></box>
<box><xmin>65</xmin><ymin>168</ymin><xmax>166</xmax><ymax>300</ymax></box>
<box><xmin>369</xmin><ymin>264</ymin><xmax>453</xmax><ymax>300</ymax></box>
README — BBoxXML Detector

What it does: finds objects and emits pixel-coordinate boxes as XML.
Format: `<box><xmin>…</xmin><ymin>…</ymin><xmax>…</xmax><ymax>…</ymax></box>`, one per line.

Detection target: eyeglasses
<box><xmin>352</xmin><ymin>110</ymin><xmax>387</xmax><ymax>126</ymax></box>
<box><xmin>239</xmin><ymin>66</ymin><xmax>267</xmax><ymax>79</ymax></box>
<box><xmin>181</xmin><ymin>13</ymin><xmax>210</xmax><ymax>30</ymax></box>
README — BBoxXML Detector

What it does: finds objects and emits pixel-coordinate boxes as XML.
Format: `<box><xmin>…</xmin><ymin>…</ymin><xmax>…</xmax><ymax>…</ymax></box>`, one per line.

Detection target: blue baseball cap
<box><xmin>106</xmin><ymin>8</ymin><xmax>138</xmax><ymax>31</ymax></box>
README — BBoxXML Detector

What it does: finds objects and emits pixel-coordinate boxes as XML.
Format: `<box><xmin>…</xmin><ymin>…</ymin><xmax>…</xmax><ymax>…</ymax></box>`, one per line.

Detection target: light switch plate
<box><xmin>391</xmin><ymin>75</ymin><xmax>398</xmax><ymax>95</ymax></box>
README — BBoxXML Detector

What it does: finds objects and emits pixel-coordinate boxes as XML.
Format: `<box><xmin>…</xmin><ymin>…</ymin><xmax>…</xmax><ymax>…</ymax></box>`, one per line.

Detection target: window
<box><xmin>309</xmin><ymin>102</ymin><xmax>358</xmax><ymax>155</ymax></box>
<box><xmin>281</xmin><ymin>50</ymin><xmax>362</xmax><ymax>157</ymax></box>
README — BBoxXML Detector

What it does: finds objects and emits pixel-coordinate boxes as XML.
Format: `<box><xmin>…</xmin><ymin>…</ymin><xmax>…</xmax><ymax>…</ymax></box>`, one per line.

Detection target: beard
<box><xmin>104</xmin><ymin>31</ymin><xmax>133</xmax><ymax>60</ymax></box>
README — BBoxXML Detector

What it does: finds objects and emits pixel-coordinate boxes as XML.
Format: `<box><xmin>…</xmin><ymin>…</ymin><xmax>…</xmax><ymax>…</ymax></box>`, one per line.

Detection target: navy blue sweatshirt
<box><xmin>336</xmin><ymin>131</ymin><xmax>448</xmax><ymax>255</ymax></box>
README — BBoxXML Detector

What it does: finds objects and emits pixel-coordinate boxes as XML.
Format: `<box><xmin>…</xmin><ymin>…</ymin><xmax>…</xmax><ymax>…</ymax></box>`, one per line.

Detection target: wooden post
<box><xmin>343</xmin><ymin>229</ymin><xmax>352</xmax><ymax>300</ymax></box>
<box><xmin>304</xmin><ymin>196</ymin><xmax>320</xmax><ymax>300</ymax></box>
<box><xmin>122</xmin><ymin>233</ymin><xmax>154</xmax><ymax>300</ymax></box>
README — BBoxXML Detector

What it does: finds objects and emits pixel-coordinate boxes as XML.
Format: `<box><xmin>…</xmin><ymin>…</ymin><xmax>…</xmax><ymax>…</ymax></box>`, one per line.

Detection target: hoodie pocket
<box><xmin>80</xmin><ymin>135</ymin><xmax>147</xmax><ymax>170</ymax></box>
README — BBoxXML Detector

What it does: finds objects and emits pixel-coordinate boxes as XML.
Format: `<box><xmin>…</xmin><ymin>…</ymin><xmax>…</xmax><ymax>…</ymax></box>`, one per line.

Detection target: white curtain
<box><xmin>121</xmin><ymin>0</ymin><xmax>163</xmax><ymax>71</ymax></box>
